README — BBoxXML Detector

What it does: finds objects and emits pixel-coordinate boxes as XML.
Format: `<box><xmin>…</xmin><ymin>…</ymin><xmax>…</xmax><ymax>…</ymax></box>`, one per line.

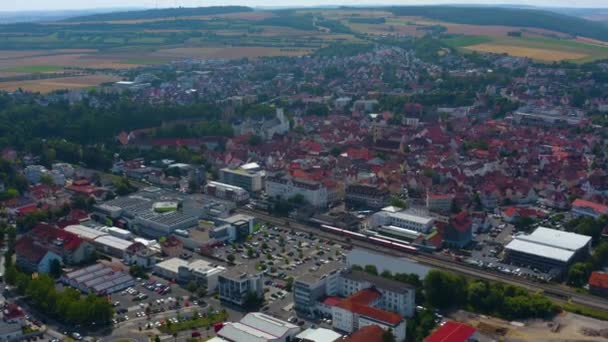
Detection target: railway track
<box><xmin>238</xmin><ymin>208</ymin><xmax>608</xmax><ymax>312</ymax></box>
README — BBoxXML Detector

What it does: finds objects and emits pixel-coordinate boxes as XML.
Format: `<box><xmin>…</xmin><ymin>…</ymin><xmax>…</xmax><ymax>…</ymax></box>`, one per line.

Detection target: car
<box><xmin>113</xmin><ymin>301</ymin><xmax>120</xmax><ymax>307</ymax></box>
<box><xmin>72</xmin><ymin>332</ymin><xmax>83</xmax><ymax>340</ymax></box>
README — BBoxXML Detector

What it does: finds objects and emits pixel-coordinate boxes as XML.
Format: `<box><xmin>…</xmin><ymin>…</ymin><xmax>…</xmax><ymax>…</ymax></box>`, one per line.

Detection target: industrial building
<box><xmin>64</xmin><ymin>224</ymin><xmax>136</xmax><ymax>258</ymax></box>
<box><xmin>504</xmin><ymin>227</ymin><xmax>592</xmax><ymax>274</ymax></box>
<box><xmin>61</xmin><ymin>263</ymin><xmax>135</xmax><ymax>295</ymax></box>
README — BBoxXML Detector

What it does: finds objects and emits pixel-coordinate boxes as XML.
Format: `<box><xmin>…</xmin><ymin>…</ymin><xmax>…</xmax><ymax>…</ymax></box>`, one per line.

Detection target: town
<box><xmin>0</xmin><ymin>15</ymin><xmax>608</xmax><ymax>342</ymax></box>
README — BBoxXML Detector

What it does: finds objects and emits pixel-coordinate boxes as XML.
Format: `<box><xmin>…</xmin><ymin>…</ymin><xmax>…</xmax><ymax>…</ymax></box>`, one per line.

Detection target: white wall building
<box><xmin>216</xmin><ymin>312</ymin><xmax>299</xmax><ymax>342</ymax></box>
<box><xmin>266</xmin><ymin>174</ymin><xmax>328</xmax><ymax>208</ymax></box>
<box><xmin>371</xmin><ymin>207</ymin><xmax>435</xmax><ymax>233</ymax></box>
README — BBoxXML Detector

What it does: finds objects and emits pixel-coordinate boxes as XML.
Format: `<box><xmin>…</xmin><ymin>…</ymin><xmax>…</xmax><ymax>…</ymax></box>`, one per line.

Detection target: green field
<box><xmin>441</xmin><ymin>35</ymin><xmax>493</xmax><ymax>47</ymax></box>
<box><xmin>3</xmin><ymin>65</ymin><xmax>64</xmax><ymax>73</ymax></box>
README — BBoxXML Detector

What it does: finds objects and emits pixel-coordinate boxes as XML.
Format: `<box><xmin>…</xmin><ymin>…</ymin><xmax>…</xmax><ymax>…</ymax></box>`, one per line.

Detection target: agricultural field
<box><xmin>0</xmin><ymin>74</ymin><xmax>120</xmax><ymax>93</ymax></box>
<box><xmin>443</xmin><ymin>35</ymin><xmax>608</xmax><ymax>62</ymax></box>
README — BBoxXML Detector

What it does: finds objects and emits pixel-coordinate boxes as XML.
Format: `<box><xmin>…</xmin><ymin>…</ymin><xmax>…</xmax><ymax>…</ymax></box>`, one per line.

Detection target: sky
<box><xmin>2</xmin><ymin>0</ymin><xmax>608</xmax><ymax>12</ymax></box>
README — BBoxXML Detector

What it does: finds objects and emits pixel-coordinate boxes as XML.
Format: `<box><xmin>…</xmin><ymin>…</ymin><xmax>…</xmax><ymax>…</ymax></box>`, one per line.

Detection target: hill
<box><xmin>62</xmin><ymin>6</ymin><xmax>253</xmax><ymax>22</ymax></box>
<box><xmin>386</xmin><ymin>6</ymin><xmax>608</xmax><ymax>42</ymax></box>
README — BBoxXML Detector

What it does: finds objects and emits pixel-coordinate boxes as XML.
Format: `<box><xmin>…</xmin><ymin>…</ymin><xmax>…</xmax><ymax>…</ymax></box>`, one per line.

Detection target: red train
<box><xmin>320</xmin><ymin>225</ymin><xmax>418</xmax><ymax>255</ymax></box>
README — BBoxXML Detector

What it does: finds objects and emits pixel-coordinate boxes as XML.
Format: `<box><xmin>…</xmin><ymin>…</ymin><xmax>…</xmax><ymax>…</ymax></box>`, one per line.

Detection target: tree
<box><xmin>382</xmin><ymin>329</ymin><xmax>396</xmax><ymax>342</ymax></box>
<box><xmin>423</xmin><ymin>270</ymin><xmax>466</xmax><ymax>309</ymax></box>
<box><xmin>364</xmin><ymin>265</ymin><xmax>378</xmax><ymax>275</ymax></box>
<box><xmin>567</xmin><ymin>262</ymin><xmax>593</xmax><ymax>287</ymax></box>
<box><xmin>187</xmin><ymin>281</ymin><xmax>198</xmax><ymax>294</ymax></box>
<box><xmin>226</xmin><ymin>254</ymin><xmax>235</xmax><ymax>263</ymax></box>
<box><xmin>49</xmin><ymin>259</ymin><xmax>62</xmax><ymax>278</ymax></box>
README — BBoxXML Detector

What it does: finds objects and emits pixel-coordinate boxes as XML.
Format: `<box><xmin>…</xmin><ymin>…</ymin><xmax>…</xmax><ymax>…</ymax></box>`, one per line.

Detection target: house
<box><xmin>345</xmin><ymin>184</ymin><xmax>390</xmax><ymax>209</ymax></box>
<box><xmin>124</xmin><ymin>242</ymin><xmax>156</xmax><ymax>269</ymax></box>
<box><xmin>161</xmin><ymin>236</ymin><xmax>183</xmax><ymax>258</ymax></box>
<box><xmin>571</xmin><ymin>198</ymin><xmax>608</xmax><ymax>219</ymax></box>
<box><xmin>15</xmin><ymin>237</ymin><xmax>62</xmax><ymax>274</ymax></box>
<box><xmin>426</xmin><ymin>193</ymin><xmax>454</xmax><ymax>213</ymax></box>
<box><xmin>27</xmin><ymin>224</ymin><xmax>93</xmax><ymax>265</ymax></box>
<box><xmin>424</xmin><ymin>321</ymin><xmax>479</xmax><ymax>342</ymax></box>
<box><xmin>443</xmin><ymin>212</ymin><xmax>473</xmax><ymax>249</ymax></box>
<box><xmin>589</xmin><ymin>272</ymin><xmax>608</xmax><ymax>298</ymax></box>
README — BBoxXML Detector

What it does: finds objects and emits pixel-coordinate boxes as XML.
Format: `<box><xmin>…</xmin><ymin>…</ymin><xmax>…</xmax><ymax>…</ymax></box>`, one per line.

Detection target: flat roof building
<box><xmin>505</xmin><ymin>227</ymin><xmax>592</xmax><ymax>274</ymax></box>
<box><xmin>216</xmin><ymin>312</ymin><xmax>299</xmax><ymax>342</ymax></box>
<box><xmin>61</xmin><ymin>263</ymin><xmax>135</xmax><ymax>295</ymax></box>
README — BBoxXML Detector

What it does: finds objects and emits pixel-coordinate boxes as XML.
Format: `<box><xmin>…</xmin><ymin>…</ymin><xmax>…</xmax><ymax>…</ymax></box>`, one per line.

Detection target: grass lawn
<box><xmin>4</xmin><ymin>65</ymin><xmax>64</xmax><ymax>73</ymax></box>
<box><xmin>158</xmin><ymin>311</ymin><xmax>228</xmax><ymax>334</ymax></box>
<box><xmin>561</xmin><ymin>302</ymin><xmax>608</xmax><ymax>321</ymax></box>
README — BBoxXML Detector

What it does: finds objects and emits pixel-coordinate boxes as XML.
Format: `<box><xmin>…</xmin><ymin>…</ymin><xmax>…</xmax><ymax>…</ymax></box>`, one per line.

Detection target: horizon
<box><xmin>2</xmin><ymin>1</ymin><xmax>608</xmax><ymax>13</ymax></box>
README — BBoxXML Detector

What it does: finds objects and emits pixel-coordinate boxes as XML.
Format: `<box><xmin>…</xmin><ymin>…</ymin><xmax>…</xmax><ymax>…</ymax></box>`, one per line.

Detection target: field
<box><xmin>0</xmin><ymin>74</ymin><xmax>120</xmax><ymax>93</ymax></box>
<box><xmin>1</xmin><ymin>6</ymin><xmax>608</xmax><ymax>92</ymax></box>
<box><xmin>449</xmin><ymin>36</ymin><xmax>608</xmax><ymax>62</ymax></box>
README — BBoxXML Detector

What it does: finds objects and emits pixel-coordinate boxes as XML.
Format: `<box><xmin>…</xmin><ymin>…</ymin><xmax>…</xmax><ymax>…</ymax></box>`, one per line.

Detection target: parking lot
<box><xmin>209</xmin><ymin>223</ymin><xmax>347</xmax><ymax>323</ymax></box>
<box><xmin>109</xmin><ymin>274</ymin><xmax>194</xmax><ymax>325</ymax></box>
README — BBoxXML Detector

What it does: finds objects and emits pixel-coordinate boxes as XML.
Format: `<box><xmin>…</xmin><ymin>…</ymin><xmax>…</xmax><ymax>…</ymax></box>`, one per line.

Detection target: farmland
<box><xmin>2</xmin><ymin>5</ymin><xmax>608</xmax><ymax>92</ymax></box>
<box><xmin>0</xmin><ymin>74</ymin><xmax>120</xmax><ymax>93</ymax></box>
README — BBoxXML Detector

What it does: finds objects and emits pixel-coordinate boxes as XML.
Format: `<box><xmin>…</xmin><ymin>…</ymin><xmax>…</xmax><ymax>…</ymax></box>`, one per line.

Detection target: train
<box><xmin>320</xmin><ymin>224</ymin><xmax>418</xmax><ymax>255</ymax></box>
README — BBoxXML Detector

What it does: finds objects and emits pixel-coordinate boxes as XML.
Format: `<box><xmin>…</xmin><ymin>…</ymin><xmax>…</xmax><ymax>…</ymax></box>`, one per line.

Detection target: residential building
<box><xmin>266</xmin><ymin>173</ymin><xmax>329</xmax><ymax>208</ymax></box>
<box><xmin>426</xmin><ymin>193</ymin><xmax>454</xmax><ymax>213</ymax></box>
<box><xmin>345</xmin><ymin>184</ymin><xmax>390</xmax><ymax>209</ymax></box>
<box><xmin>424</xmin><ymin>321</ymin><xmax>479</xmax><ymax>342</ymax></box>
<box><xmin>571</xmin><ymin>198</ymin><xmax>608</xmax><ymax>219</ymax></box>
<box><xmin>219</xmin><ymin>163</ymin><xmax>264</xmax><ymax>193</ymax></box>
<box><xmin>330</xmin><ymin>288</ymin><xmax>407</xmax><ymax>341</ymax></box>
<box><xmin>589</xmin><ymin>272</ymin><xmax>608</xmax><ymax>298</ymax></box>
<box><xmin>442</xmin><ymin>212</ymin><xmax>473</xmax><ymax>249</ymax></box>
<box><xmin>371</xmin><ymin>207</ymin><xmax>435</xmax><ymax>234</ymax></box>
<box><xmin>205</xmin><ymin>181</ymin><xmax>250</xmax><ymax>204</ymax></box>
<box><xmin>24</xmin><ymin>165</ymin><xmax>48</xmax><ymax>184</ymax></box>
<box><xmin>123</xmin><ymin>242</ymin><xmax>156</xmax><ymax>269</ymax></box>
<box><xmin>25</xmin><ymin>224</ymin><xmax>94</xmax><ymax>265</ymax></box>
<box><xmin>14</xmin><ymin>237</ymin><xmax>62</xmax><ymax>274</ymax></box>
<box><xmin>215</xmin><ymin>312</ymin><xmax>299</xmax><ymax>342</ymax></box>
<box><xmin>504</xmin><ymin>227</ymin><xmax>592</xmax><ymax>274</ymax></box>
<box><xmin>218</xmin><ymin>265</ymin><xmax>263</xmax><ymax>307</ymax></box>
<box><xmin>161</xmin><ymin>236</ymin><xmax>183</xmax><ymax>257</ymax></box>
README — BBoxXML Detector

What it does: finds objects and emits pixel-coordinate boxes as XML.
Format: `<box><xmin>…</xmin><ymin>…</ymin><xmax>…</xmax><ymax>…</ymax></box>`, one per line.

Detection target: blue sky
<box><xmin>1</xmin><ymin>0</ymin><xmax>608</xmax><ymax>12</ymax></box>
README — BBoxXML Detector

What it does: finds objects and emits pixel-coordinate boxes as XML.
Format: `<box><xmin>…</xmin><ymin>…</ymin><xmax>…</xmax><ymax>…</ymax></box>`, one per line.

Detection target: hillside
<box><xmin>386</xmin><ymin>6</ymin><xmax>608</xmax><ymax>42</ymax></box>
<box><xmin>62</xmin><ymin>6</ymin><xmax>253</xmax><ymax>22</ymax></box>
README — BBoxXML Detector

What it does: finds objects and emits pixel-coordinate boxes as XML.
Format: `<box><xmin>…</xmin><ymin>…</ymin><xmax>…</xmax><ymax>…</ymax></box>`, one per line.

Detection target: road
<box><xmin>238</xmin><ymin>208</ymin><xmax>608</xmax><ymax>312</ymax></box>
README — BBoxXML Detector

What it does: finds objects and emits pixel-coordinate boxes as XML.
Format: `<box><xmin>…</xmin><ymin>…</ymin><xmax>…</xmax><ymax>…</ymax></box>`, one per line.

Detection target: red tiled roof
<box><xmin>425</xmin><ymin>321</ymin><xmax>476</xmax><ymax>342</ymax></box>
<box><xmin>322</xmin><ymin>296</ymin><xmax>342</xmax><ymax>307</ymax></box>
<box><xmin>450</xmin><ymin>212</ymin><xmax>472</xmax><ymax>233</ymax></box>
<box><xmin>15</xmin><ymin>237</ymin><xmax>49</xmax><ymax>264</ymax></box>
<box><xmin>29</xmin><ymin>224</ymin><xmax>83</xmax><ymax>251</ymax></box>
<box><xmin>573</xmin><ymin>199</ymin><xmax>608</xmax><ymax>215</ymax></box>
<box><xmin>336</xmin><ymin>293</ymin><xmax>402</xmax><ymax>325</ymax></box>
<box><xmin>344</xmin><ymin>325</ymin><xmax>384</xmax><ymax>342</ymax></box>
<box><xmin>348</xmin><ymin>288</ymin><xmax>381</xmax><ymax>305</ymax></box>
<box><xmin>589</xmin><ymin>272</ymin><xmax>608</xmax><ymax>290</ymax></box>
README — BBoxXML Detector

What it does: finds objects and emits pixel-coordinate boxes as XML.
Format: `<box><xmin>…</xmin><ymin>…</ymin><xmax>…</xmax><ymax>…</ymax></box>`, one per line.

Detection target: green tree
<box><xmin>364</xmin><ymin>265</ymin><xmax>378</xmax><ymax>275</ymax></box>
<box><xmin>381</xmin><ymin>329</ymin><xmax>396</xmax><ymax>342</ymax></box>
<box><xmin>49</xmin><ymin>259</ymin><xmax>63</xmax><ymax>278</ymax></box>
<box><xmin>567</xmin><ymin>262</ymin><xmax>593</xmax><ymax>287</ymax></box>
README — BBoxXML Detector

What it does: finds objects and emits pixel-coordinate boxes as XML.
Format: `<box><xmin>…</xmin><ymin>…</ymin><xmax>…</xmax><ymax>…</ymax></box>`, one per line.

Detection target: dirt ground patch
<box><xmin>463</xmin><ymin>43</ymin><xmax>588</xmax><ymax>61</ymax></box>
<box><xmin>450</xmin><ymin>310</ymin><xmax>608</xmax><ymax>342</ymax></box>
<box><xmin>153</xmin><ymin>46</ymin><xmax>313</xmax><ymax>59</ymax></box>
<box><xmin>0</xmin><ymin>74</ymin><xmax>120</xmax><ymax>93</ymax></box>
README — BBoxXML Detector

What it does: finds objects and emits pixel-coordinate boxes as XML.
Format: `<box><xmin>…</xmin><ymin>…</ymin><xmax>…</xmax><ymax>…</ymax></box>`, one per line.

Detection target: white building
<box><xmin>295</xmin><ymin>327</ymin><xmax>342</xmax><ymax>342</ymax></box>
<box><xmin>330</xmin><ymin>287</ymin><xmax>407</xmax><ymax>342</ymax></box>
<box><xmin>205</xmin><ymin>181</ymin><xmax>250</xmax><ymax>204</ymax></box>
<box><xmin>215</xmin><ymin>312</ymin><xmax>299</xmax><ymax>342</ymax></box>
<box><xmin>505</xmin><ymin>227</ymin><xmax>592</xmax><ymax>274</ymax></box>
<box><xmin>370</xmin><ymin>207</ymin><xmax>435</xmax><ymax>233</ymax></box>
<box><xmin>220</xmin><ymin>163</ymin><xmax>264</xmax><ymax>193</ymax></box>
<box><xmin>24</xmin><ymin>165</ymin><xmax>48</xmax><ymax>184</ymax></box>
<box><xmin>265</xmin><ymin>174</ymin><xmax>328</xmax><ymax>208</ymax></box>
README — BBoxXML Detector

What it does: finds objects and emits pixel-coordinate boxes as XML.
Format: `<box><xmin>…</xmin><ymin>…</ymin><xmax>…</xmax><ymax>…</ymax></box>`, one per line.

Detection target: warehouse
<box><xmin>61</xmin><ymin>263</ymin><xmax>135</xmax><ymax>295</ymax></box>
<box><xmin>504</xmin><ymin>227</ymin><xmax>591</xmax><ymax>274</ymax></box>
